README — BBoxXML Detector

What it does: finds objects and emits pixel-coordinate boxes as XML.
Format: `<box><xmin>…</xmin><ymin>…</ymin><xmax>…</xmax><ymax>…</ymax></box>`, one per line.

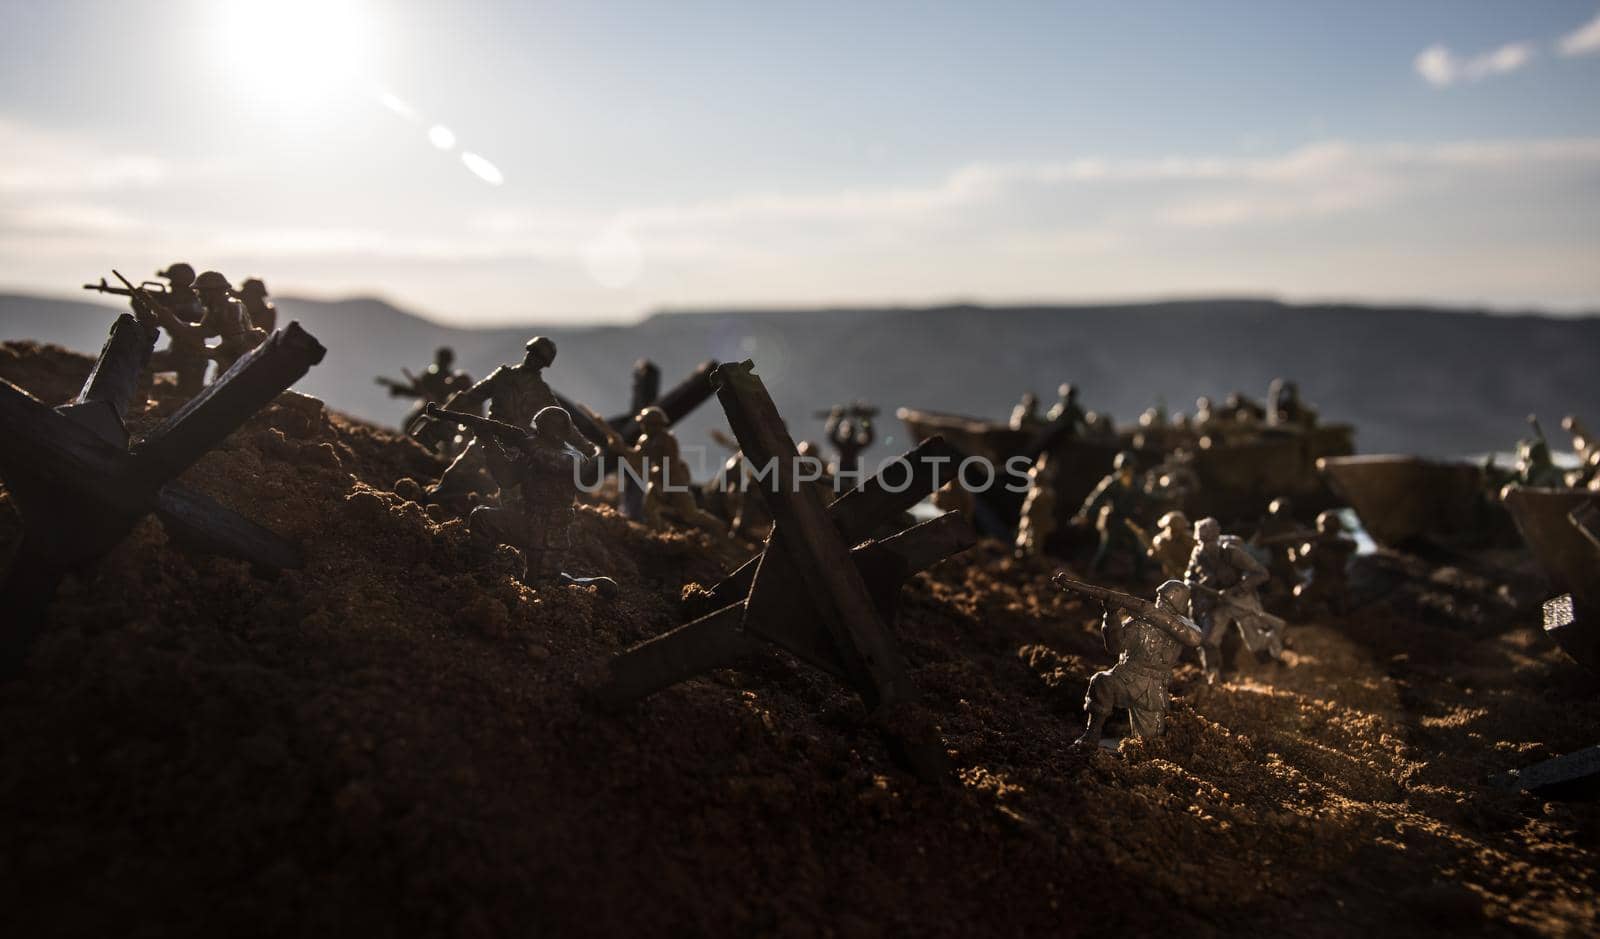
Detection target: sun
<box><xmin>213</xmin><ymin>0</ymin><xmax>377</xmax><ymax>103</ymax></box>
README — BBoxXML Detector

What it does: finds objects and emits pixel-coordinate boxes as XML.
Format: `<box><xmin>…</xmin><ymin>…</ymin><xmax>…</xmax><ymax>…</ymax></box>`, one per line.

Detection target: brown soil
<box><xmin>0</xmin><ymin>341</ymin><xmax>1596</xmax><ymax>938</ymax></box>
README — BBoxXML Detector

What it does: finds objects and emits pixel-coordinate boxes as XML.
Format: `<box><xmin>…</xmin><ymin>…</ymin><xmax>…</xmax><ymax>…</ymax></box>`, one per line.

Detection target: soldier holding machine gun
<box><xmin>377</xmin><ymin>347</ymin><xmax>473</xmax><ymax>454</ymax></box>
<box><xmin>1052</xmin><ymin>573</ymin><xmax>1202</xmax><ymax>747</ymax></box>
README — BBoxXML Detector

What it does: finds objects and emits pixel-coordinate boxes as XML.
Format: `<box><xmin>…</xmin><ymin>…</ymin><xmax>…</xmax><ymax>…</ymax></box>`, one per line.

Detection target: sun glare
<box><xmin>217</xmin><ymin>0</ymin><xmax>374</xmax><ymax>102</ymax></box>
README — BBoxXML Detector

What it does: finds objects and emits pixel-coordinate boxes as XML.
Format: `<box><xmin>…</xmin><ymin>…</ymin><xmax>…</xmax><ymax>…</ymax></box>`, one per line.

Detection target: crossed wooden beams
<box><xmin>0</xmin><ymin>312</ymin><xmax>326</xmax><ymax>675</ymax></box>
<box><xmin>595</xmin><ymin>360</ymin><xmax>974</xmax><ymax>781</ymax></box>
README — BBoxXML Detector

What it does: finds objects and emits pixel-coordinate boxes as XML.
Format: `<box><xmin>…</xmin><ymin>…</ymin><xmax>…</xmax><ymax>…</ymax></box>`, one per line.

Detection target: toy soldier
<box><xmin>1288</xmin><ymin>511</ymin><xmax>1357</xmax><ymax>615</ymax></box>
<box><xmin>196</xmin><ymin>270</ymin><xmax>267</xmax><ymax>376</ymax></box>
<box><xmin>1053</xmin><ymin>574</ymin><xmax>1203</xmax><ymax>746</ymax></box>
<box><xmin>379</xmin><ymin>347</ymin><xmax>474</xmax><ymax>453</ymax></box>
<box><xmin>1045</xmin><ymin>383</ymin><xmax>1089</xmax><ymax>436</ymax></box>
<box><xmin>1185</xmin><ymin>517</ymin><xmax>1282</xmax><ymax>682</ymax></box>
<box><xmin>1513</xmin><ymin>417</ymin><xmax>1566</xmax><ymax>488</ymax></box>
<box><xmin>619</xmin><ymin>359</ymin><xmax>663</xmax><ymax>520</ymax></box>
<box><xmin>1192</xmin><ymin>396</ymin><xmax>1216</xmax><ymax>431</ymax></box>
<box><xmin>426</xmin><ymin>404</ymin><xmax>616</xmax><ymax>595</ymax></box>
<box><xmin>1142</xmin><ymin>446</ymin><xmax>1199</xmax><ymax>510</ymax></box>
<box><xmin>426</xmin><ymin>337</ymin><xmax>562</xmax><ymax>501</ymax></box>
<box><xmin>236</xmin><ymin>277</ymin><xmax>278</xmax><ymax>332</ymax></box>
<box><xmin>1014</xmin><ymin>453</ymin><xmax>1058</xmax><ymax>559</ymax></box>
<box><xmin>598</xmin><ymin>406</ymin><xmax>732</xmax><ymax>543</ymax></box>
<box><xmin>1128</xmin><ymin>510</ymin><xmax>1195</xmax><ymax>580</ymax></box>
<box><xmin>1563</xmin><ymin>414</ymin><xmax>1597</xmax><ymax>466</ymax></box>
<box><xmin>1224</xmin><ymin>391</ymin><xmax>1266</xmax><ymax>424</ymax></box>
<box><xmin>820</xmin><ymin>402</ymin><xmax>877</xmax><ymax>477</ymax></box>
<box><xmin>1076</xmin><ymin>451</ymin><xmax>1148</xmax><ymax>578</ymax></box>
<box><xmin>118</xmin><ymin>263</ymin><xmax>210</xmax><ymax>396</ymax></box>
<box><xmin>1010</xmin><ymin>391</ymin><xmax>1043</xmax><ymax>431</ymax></box>
<box><xmin>1251</xmin><ymin>497</ymin><xmax>1307</xmax><ymax>594</ymax></box>
<box><xmin>1268</xmin><ymin>378</ymin><xmax>1317</xmax><ymax>427</ymax></box>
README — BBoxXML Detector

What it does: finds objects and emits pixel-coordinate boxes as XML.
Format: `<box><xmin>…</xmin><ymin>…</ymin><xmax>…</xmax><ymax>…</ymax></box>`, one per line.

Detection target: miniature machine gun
<box><xmin>83</xmin><ymin>275</ymin><xmax>169</xmax><ymax>300</ymax></box>
<box><xmin>1051</xmin><ymin>573</ymin><xmax>1199</xmax><ymax>639</ymax></box>
<box><xmin>422</xmin><ymin>403</ymin><xmax>528</xmax><ymax>448</ymax></box>
<box><xmin>375</xmin><ymin>368</ymin><xmax>423</xmax><ymax>398</ymax></box>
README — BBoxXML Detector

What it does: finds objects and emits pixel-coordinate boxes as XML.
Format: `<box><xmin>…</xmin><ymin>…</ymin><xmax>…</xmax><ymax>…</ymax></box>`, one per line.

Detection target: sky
<box><xmin>1</xmin><ymin>0</ymin><xmax>1598</xmax><ymax>325</ymax></box>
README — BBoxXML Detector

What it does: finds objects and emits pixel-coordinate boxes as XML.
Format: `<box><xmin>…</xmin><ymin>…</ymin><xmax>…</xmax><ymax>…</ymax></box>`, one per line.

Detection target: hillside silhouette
<box><xmin>3</xmin><ymin>293</ymin><xmax>1596</xmax><ymax>460</ymax></box>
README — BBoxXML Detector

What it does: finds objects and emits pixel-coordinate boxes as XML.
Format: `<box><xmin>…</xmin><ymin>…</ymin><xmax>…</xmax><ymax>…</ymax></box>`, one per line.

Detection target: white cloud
<box><xmin>1559</xmin><ymin>10</ymin><xmax>1600</xmax><ymax>56</ymax></box>
<box><xmin>0</xmin><ymin>119</ymin><xmax>169</xmax><ymax>193</ymax></box>
<box><xmin>1414</xmin><ymin>41</ymin><xmax>1536</xmax><ymax>88</ymax></box>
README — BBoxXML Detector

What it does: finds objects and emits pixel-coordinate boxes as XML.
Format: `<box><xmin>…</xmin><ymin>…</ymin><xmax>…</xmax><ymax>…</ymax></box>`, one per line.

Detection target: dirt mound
<box><xmin>0</xmin><ymin>341</ymin><xmax>1595</xmax><ymax>937</ymax></box>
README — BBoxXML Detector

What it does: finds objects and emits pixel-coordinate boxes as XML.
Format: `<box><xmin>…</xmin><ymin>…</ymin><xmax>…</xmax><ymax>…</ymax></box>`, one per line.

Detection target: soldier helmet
<box><xmin>1315</xmin><ymin>510</ymin><xmax>1343</xmax><ymax>533</ymax></box>
<box><xmin>1268</xmin><ymin>497</ymin><xmax>1291</xmax><ymax>515</ymax></box>
<box><xmin>1195</xmin><ymin>517</ymin><xmax>1221</xmax><ymax>542</ymax></box>
<box><xmin>238</xmin><ymin>277</ymin><xmax>268</xmax><ymax>298</ymax></box>
<box><xmin>524</xmin><ymin>336</ymin><xmax>557</xmax><ymax>367</ymax></box>
<box><xmin>1158</xmin><ymin>510</ymin><xmax>1188</xmax><ymax>531</ymax></box>
<box><xmin>637</xmin><ymin>405</ymin><xmax>668</xmax><ymax>430</ymax></box>
<box><xmin>532</xmin><ymin>405</ymin><xmax>574</xmax><ymax>436</ymax></box>
<box><xmin>435</xmin><ymin>346</ymin><xmax>455</xmax><ymax>367</ymax></box>
<box><xmin>1058</xmin><ymin>382</ymin><xmax>1076</xmax><ymax>400</ymax></box>
<box><xmin>195</xmin><ymin>270</ymin><xmax>233</xmax><ymax>293</ymax></box>
<box><xmin>1112</xmin><ymin>450</ymin><xmax>1136</xmax><ymax>472</ymax></box>
<box><xmin>157</xmin><ymin>262</ymin><xmax>195</xmax><ymax>284</ymax></box>
<box><xmin>1155</xmin><ymin>580</ymin><xmax>1191</xmax><ymax>612</ymax></box>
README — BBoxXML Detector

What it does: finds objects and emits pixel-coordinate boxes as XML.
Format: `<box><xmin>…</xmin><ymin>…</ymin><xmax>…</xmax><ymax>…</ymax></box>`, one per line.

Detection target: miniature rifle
<box><xmin>1123</xmin><ymin>518</ymin><xmax>1155</xmax><ymax>552</ymax></box>
<box><xmin>111</xmin><ymin>270</ymin><xmax>172</xmax><ymax>332</ymax></box>
<box><xmin>375</xmin><ymin>375</ymin><xmax>417</xmax><ymax>397</ymax></box>
<box><xmin>1051</xmin><ymin>573</ymin><xmax>1200</xmax><ymax>644</ymax></box>
<box><xmin>1185</xmin><ymin>580</ymin><xmax>1286</xmax><ymax>636</ymax></box>
<box><xmin>84</xmin><ymin>276</ymin><xmax>168</xmax><ymax>299</ymax></box>
<box><xmin>423</xmin><ymin>402</ymin><xmax>527</xmax><ymax>448</ymax></box>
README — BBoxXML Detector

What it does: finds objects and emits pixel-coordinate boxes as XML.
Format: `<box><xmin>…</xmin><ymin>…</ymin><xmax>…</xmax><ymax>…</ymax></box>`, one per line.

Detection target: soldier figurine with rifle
<box><xmin>84</xmin><ymin>261</ymin><xmax>205</xmax><ymax>325</ymax></box>
<box><xmin>423</xmin><ymin>336</ymin><xmax>563</xmax><ymax>502</ymax></box>
<box><xmin>425</xmin><ymin>402</ymin><xmax>617</xmax><ymax>596</ymax></box>
<box><xmin>110</xmin><ymin>269</ymin><xmax>215</xmax><ymax>397</ymax></box>
<box><xmin>1076</xmin><ymin>451</ymin><xmax>1149</xmax><ymax>579</ymax></box>
<box><xmin>195</xmin><ymin>270</ymin><xmax>267</xmax><ymax>376</ymax></box>
<box><xmin>1053</xmin><ymin>574</ymin><xmax>1203</xmax><ymax>747</ymax></box>
<box><xmin>377</xmin><ymin>347</ymin><xmax>474</xmax><ymax>454</ymax></box>
<box><xmin>1287</xmin><ymin>511</ymin><xmax>1358</xmax><ymax>615</ymax></box>
<box><xmin>589</xmin><ymin>405</ymin><xmax>733</xmax><ymax>545</ymax></box>
<box><xmin>1185</xmin><ymin>517</ymin><xmax>1284</xmax><ymax>682</ymax></box>
<box><xmin>236</xmin><ymin>277</ymin><xmax>278</xmax><ymax>332</ymax></box>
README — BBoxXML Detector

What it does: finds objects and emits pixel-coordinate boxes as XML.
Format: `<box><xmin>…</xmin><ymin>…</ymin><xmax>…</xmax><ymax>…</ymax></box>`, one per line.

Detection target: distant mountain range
<box><xmin>3</xmin><ymin>292</ymin><xmax>1597</xmax><ymax>460</ymax></box>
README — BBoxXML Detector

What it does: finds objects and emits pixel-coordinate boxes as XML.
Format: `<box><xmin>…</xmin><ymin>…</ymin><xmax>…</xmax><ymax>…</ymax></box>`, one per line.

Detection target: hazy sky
<box><xmin>2</xmin><ymin>0</ymin><xmax>1599</xmax><ymax>324</ymax></box>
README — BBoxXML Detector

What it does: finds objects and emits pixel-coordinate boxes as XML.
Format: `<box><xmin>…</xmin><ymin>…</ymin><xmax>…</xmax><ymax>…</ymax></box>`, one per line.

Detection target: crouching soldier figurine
<box><xmin>426</xmin><ymin>403</ymin><xmax>617</xmax><ymax>597</ymax></box>
<box><xmin>596</xmin><ymin>406</ymin><xmax>733</xmax><ymax>545</ymax></box>
<box><xmin>1053</xmin><ymin>574</ymin><xmax>1203</xmax><ymax>746</ymax></box>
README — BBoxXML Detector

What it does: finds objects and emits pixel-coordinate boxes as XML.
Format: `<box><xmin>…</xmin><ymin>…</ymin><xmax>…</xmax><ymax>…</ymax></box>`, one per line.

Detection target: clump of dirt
<box><xmin>0</xmin><ymin>341</ymin><xmax>1595</xmax><ymax>937</ymax></box>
